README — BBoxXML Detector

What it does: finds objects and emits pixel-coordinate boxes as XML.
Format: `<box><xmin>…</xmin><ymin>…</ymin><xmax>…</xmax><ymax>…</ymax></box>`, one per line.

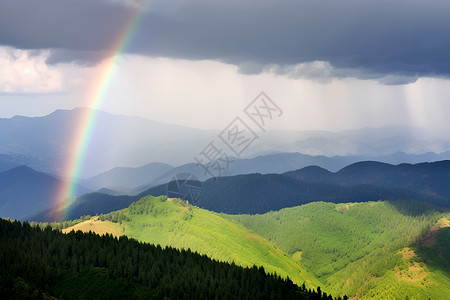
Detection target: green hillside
<box><xmin>63</xmin><ymin>196</ymin><xmax>450</xmax><ymax>299</ymax></box>
<box><xmin>68</xmin><ymin>196</ymin><xmax>320</xmax><ymax>289</ymax></box>
<box><xmin>229</xmin><ymin>201</ymin><xmax>450</xmax><ymax>299</ymax></box>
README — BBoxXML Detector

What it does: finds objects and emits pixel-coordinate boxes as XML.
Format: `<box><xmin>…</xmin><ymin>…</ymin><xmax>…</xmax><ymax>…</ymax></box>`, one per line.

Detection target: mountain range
<box><xmin>2</xmin><ymin>108</ymin><xmax>450</xmax><ymax>300</ymax></box>
<box><xmin>86</xmin><ymin>151</ymin><xmax>450</xmax><ymax>193</ymax></box>
<box><xmin>0</xmin><ymin>166</ymin><xmax>90</xmax><ymax>220</ymax></box>
<box><xmin>0</xmin><ymin>108</ymin><xmax>217</xmax><ymax>177</ymax></box>
<box><xmin>80</xmin><ymin>162</ymin><xmax>173</xmax><ymax>192</ymax></box>
<box><xmin>285</xmin><ymin>160</ymin><xmax>450</xmax><ymax>199</ymax></box>
<box><xmin>30</xmin><ymin>160</ymin><xmax>450</xmax><ymax>221</ymax></box>
<box><xmin>3</xmin><ymin>108</ymin><xmax>450</xmax><ymax>178</ymax></box>
<box><xmin>2</xmin><ymin>148</ymin><xmax>450</xmax><ymax>220</ymax></box>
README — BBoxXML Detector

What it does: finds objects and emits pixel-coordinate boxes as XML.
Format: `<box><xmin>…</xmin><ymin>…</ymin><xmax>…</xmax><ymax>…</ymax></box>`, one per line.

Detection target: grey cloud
<box><xmin>377</xmin><ymin>74</ymin><xmax>419</xmax><ymax>86</ymax></box>
<box><xmin>1</xmin><ymin>0</ymin><xmax>450</xmax><ymax>82</ymax></box>
<box><xmin>0</xmin><ymin>0</ymin><xmax>135</xmax><ymax>52</ymax></box>
<box><xmin>269</xmin><ymin>62</ymin><xmax>335</xmax><ymax>81</ymax></box>
<box><xmin>45</xmin><ymin>49</ymin><xmax>112</xmax><ymax>66</ymax></box>
<box><xmin>237</xmin><ymin>62</ymin><xmax>267</xmax><ymax>75</ymax></box>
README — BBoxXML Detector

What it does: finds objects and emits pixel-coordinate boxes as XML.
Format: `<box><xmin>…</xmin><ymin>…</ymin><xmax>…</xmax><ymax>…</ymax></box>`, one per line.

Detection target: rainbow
<box><xmin>54</xmin><ymin>1</ymin><xmax>150</xmax><ymax>221</ymax></box>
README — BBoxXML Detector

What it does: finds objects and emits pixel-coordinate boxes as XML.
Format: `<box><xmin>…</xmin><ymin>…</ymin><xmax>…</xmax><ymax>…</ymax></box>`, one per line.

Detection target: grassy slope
<box><xmin>228</xmin><ymin>201</ymin><xmax>450</xmax><ymax>299</ymax></box>
<box><xmin>62</xmin><ymin>219</ymin><xmax>124</xmax><ymax>237</ymax></box>
<box><xmin>64</xmin><ymin>196</ymin><xmax>450</xmax><ymax>299</ymax></box>
<box><xmin>64</xmin><ymin>196</ymin><xmax>320</xmax><ymax>289</ymax></box>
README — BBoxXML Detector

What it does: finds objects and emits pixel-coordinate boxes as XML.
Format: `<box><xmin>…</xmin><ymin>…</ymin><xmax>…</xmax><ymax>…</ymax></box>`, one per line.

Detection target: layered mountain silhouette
<box><xmin>0</xmin><ymin>166</ymin><xmax>90</xmax><ymax>220</ymax></box>
<box><xmin>92</xmin><ymin>151</ymin><xmax>450</xmax><ymax>193</ymax></box>
<box><xmin>3</xmin><ymin>108</ymin><xmax>450</xmax><ymax>179</ymax></box>
<box><xmin>0</xmin><ymin>108</ymin><xmax>217</xmax><ymax>177</ymax></box>
<box><xmin>284</xmin><ymin>160</ymin><xmax>450</xmax><ymax>199</ymax></box>
<box><xmin>191</xmin><ymin>174</ymin><xmax>445</xmax><ymax>214</ymax></box>
<box><xmin>81</xmin><ymin>162</ymin><xmax>173</xmax><ymax>192</ymax></box>
<box><xmin>0</xmin><ymin>153</ymin><xmax>51</xmax><ymax>173</ymax></box>
<box><xmin>30</xmin><ymin>161</ymin><xmax>450</xmax><ymax>221</ymax></box>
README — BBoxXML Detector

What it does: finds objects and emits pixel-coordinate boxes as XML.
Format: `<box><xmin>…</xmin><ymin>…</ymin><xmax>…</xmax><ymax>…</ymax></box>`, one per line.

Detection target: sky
<box><xmin>1</xmin><ymin>0</ymin><xmax>450</xmax><ymax>133</ymax></box>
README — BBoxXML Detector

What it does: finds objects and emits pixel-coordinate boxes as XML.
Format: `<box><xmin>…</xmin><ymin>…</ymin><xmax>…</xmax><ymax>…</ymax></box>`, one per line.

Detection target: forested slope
<box><xmin>229</xmin><ymin>200</ymin><xmax>450</xmax><ymax>299</ymax></box>
<box><xmin>0</xmin><ymin>218</ymin><xmax>341</xmax><ymax>300</ymax></box>
<box><xmin>69</xmin><ymin>196</ymin><xmax>321</xmax><ymax>289</ymax></box>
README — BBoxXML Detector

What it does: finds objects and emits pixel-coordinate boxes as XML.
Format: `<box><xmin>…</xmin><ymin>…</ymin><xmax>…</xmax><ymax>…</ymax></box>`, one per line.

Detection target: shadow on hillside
<box><xmin>415</xmin><ymin>227</ymin><xmax>450</xmax><ymax>279</ymax></box>
<box><xmin>386</xmin><ymin>199</ymin><xmax>447</xmax><ymax>217</ymax></box>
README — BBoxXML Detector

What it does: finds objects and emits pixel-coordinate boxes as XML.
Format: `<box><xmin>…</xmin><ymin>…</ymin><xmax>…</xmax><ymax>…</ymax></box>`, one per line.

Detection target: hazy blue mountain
<box><xmin>132</xmin><ymin>151</ymin><xmax>450</xmax><ymax>194</ymax></box>
<box><xmin>0</xmin><ymin>108</ymin><xmax>217</xmax><ymax>178</ymax></box>
<box><xmin>3</xmin><ymin>108</ymin><xmax>450</xmax><ymax>180</ymax></box>
<box><xmin>131</xmin><ymin>153</ymin><xmax>361</xmax><ymax>193</ymax></box>
<box><xmin>256</xmin><ymin>126</ymin><xmax>450</xmax><ymax>157</ymax></box>
<box><xmin>295</xmin><ymin>127</ymin><xmax>450</xmax><ymax>157</ymax></box>
<box><xmin>376</xmin><ymin>151</ymin><xmax>450</xmax><ymax>164</ymax></box>
<box><xmin>82</xmin><ymin>162</ymin><xmax>173</xmax><ymax>191</ymax></box>
<box><xmin>285</xmin><ymin>160</ymin><xmax>450</xmax><ymax>199</ymax></box>
<box><xmin>95</xmin><ymin>187</ymin><xmax>124</xmax><ymax>196</ymax></box>
<box><xmin>0</xmin><ymin>153</ymin><xmax>54</xmax><ymax>173</ymax></box>
<box><xmin>0</xmin><ymin>154</ymin><xmax>19</xmax><ymax>172</ymax></box>
<box><xmin>0</xmin><ymin>166</ymin><xmax>90</xmax><ymax>220</ymax></box>
<box><xmin>131</xmin><ymin>163</ymin><xmax>208</xmax><ymax>193</ymax></box>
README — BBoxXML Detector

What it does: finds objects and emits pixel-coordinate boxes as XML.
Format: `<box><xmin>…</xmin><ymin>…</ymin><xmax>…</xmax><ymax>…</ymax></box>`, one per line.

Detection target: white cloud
<box><xmin>0</xmin><ymin>47</ymin><xmax>63</xmax><ymax>93</ymax></box>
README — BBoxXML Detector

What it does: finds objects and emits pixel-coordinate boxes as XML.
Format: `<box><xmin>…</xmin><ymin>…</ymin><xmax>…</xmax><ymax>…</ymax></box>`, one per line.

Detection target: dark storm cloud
<box><xmin>1</xmin><ymin>0</ymin><xmax>450</xmax><ymax>81</ymax></box>
<box><xmin>0</xmin><ymin>0</ymin><xmax>135</xmax><ymax>53</ymax></box>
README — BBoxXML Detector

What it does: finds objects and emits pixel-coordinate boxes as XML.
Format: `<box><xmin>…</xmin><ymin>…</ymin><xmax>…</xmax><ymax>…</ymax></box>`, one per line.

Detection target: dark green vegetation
<box><xmin>229</xmin><ymin>201</ymin><xmax>450</xmax><ymax>299</ymax></box>
<box><xmin>418</xmin><ymin>226</ymin><xmax>450</xmax><ymax>271</ymax></box>
<box><xmin>0</xmin><ymin>218</ymin><xmax>342</xmax><ymax>300</ymax></box>
<box><xmin>191</xmin><ymin>174</ymin><xmax>446</xmax><ymax>214</ymax></box>
<box><xmin>32</xmin><ymin>169</ymin><xmax>447</xmax><ymax>222</ymax></box>
<box><xmin>285</xmin><ymin>160</ymin><xmax>450</xmax><ymax>203</ymax></box>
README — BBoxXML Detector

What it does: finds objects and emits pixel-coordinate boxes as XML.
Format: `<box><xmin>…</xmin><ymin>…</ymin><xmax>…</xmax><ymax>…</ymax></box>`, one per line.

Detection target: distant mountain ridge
<box><xmin>0</xmin><ymin>108</ymin><xmax>217</xmax><ymax>177</ymax></box>
<box><xmin>0</xmin><ymin>166</ymin><xmax>90</xmax><ymax>220</ymax></box>
<box><xmin>190</xmin><ymin>174</ymin><xmax>445</xmax><ymax>214</ymax></box>
<box><xmin>30</xmin><ymin>160</ymin><xmax>450</xmax><ymax>221</ymax></box>
<box><xmin>128</xmin><ymin>151</ymin><xmax>450</xmax><ymax>194</ymax></box>
<box><xmin>0</xmin><ymin>153</ymin><xmax>52</xmax><ymax>174</ymax></box>
<box><xmin>2</xmin><ymin>107</ymin><xmax>450</xmax><ymax>178</ymax></box>
<box><xmin>9</xmin><ymin>154</ymin><xmax>450</xmax><ymax>221</ymax></box>
<box><xmin>81</xmin><ymin>162</ymin><xmax>173</xmax><ymax>192</ymax></box>
<box><xmin>285</xmin><ymin>160</ymin><xmax>450</xmax><ymax>199</ymax></box>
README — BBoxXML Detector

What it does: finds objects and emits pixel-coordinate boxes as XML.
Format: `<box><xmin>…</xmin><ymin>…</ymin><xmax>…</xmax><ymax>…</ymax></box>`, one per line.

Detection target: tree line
<box><xmin>0</xmin><ymin>218</ymin><xmax>345</xmax><ymax>300</ymax></box>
